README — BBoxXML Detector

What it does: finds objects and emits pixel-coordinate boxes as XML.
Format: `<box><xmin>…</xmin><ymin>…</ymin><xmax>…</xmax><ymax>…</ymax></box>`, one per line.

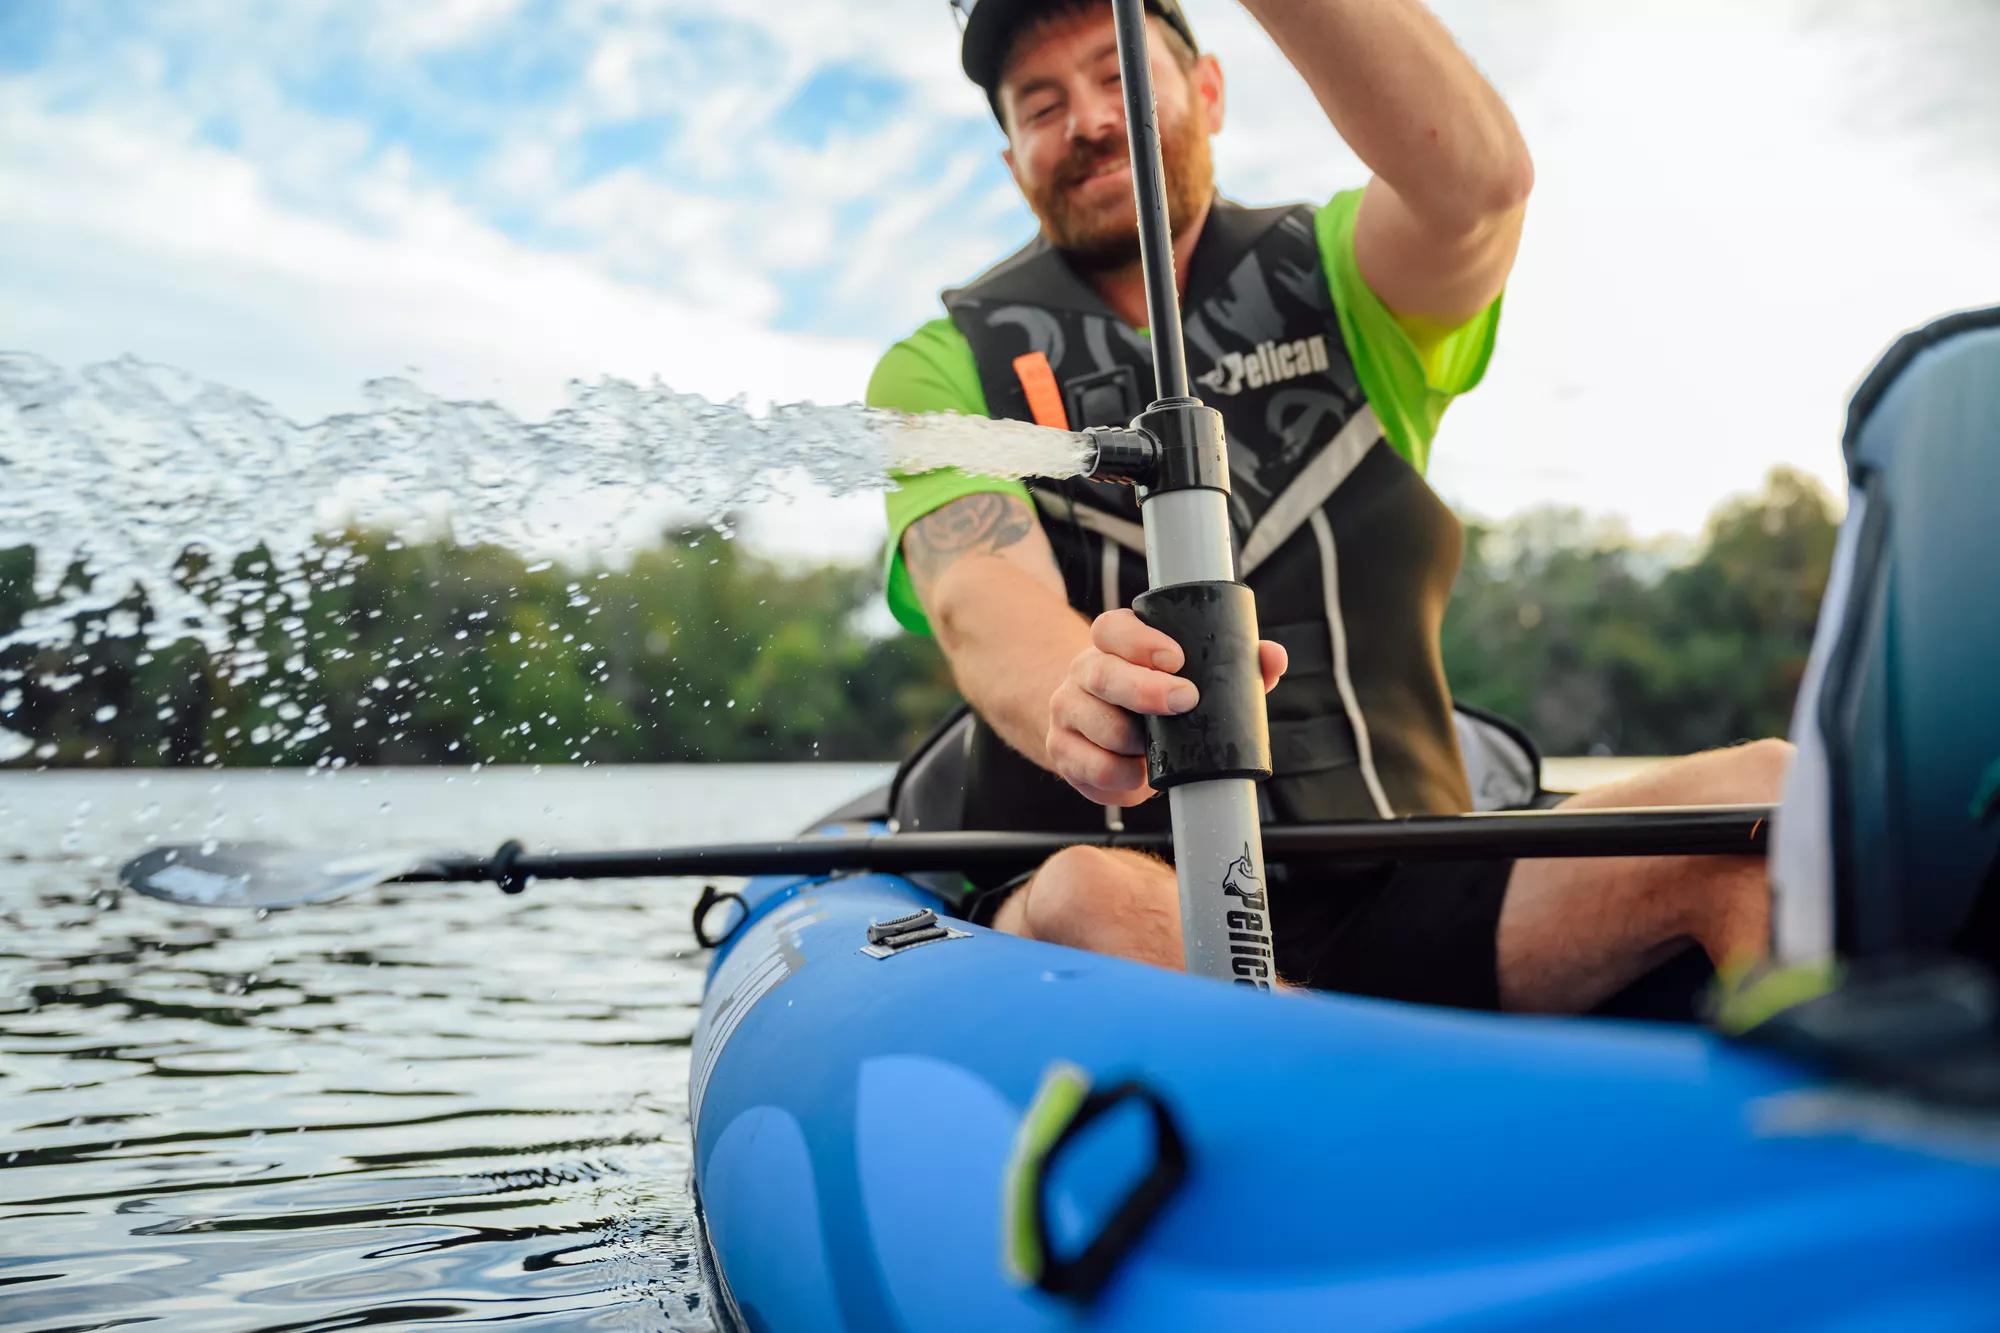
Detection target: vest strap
<box><xmin>1269</xmin><ymin>715</ymin><xmax>1360</xmax><ymax>776</ymax></box>
<box><xmin>1030</xmin><ymin>488</ymin><xmax>1147</xmax><ymax>554</ymax></box>
<box><xmin>1012</xmin><ymin>352</ymin><xmax>1072</xmax><ymax>430</ymax></box>
<box><xmin>1262</xmin><ymin>618</ymin><xmax>1333</xmax><ymax>675</ymax></box>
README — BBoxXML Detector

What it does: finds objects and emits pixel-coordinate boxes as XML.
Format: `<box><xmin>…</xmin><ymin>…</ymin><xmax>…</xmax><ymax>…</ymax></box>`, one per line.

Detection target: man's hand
<box><xmin>1047</xmin><ymin>608</ymin><xmax>1288</xmax><ymax>807</ymax></box>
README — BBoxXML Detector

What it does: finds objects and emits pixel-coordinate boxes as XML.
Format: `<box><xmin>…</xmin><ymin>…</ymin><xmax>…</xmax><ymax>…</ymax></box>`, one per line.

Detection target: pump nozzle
<box><xmin>1085</xmin><ymin>400</ymin><xmax>1229</xmax><ymax>496</ymax></box>
<box><xmin>1083</xmin><ymin>425</ymin><xmax>1158</xmax><ymax>487</ymax></box>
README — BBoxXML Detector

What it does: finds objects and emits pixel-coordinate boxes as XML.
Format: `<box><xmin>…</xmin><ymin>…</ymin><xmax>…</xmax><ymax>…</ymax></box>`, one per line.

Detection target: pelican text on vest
<box><xmin>1197</xmin><ymin>335</ymin><xmax>1332</xmax><ymax>397</ymax></box>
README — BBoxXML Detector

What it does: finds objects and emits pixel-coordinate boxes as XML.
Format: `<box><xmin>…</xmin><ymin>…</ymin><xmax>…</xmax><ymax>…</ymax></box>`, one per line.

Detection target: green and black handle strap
<box><xmin>1001</xmin><ymin>1062</ymin><xmax>1190</xmax><ymax>1303</ymax></box>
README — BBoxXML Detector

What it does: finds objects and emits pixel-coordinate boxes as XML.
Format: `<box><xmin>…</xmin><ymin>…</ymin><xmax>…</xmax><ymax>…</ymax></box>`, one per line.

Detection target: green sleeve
<box><xmin>1316</xmin><ymin>188</ymin><xmax>1503</xmax><ymax>475</ymax></box>
<box><xmin>868</xmin><ymin>318</ymin><xmax>1033</xmax><ymax>636</ymax></box>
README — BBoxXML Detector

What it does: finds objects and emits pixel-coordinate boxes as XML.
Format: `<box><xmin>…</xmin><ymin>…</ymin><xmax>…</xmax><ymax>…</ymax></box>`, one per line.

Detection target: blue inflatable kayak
<box><xmin>688</xmin><ymin>852</ymin><xmax>2000</xmax><ymax>1329</ymax></box>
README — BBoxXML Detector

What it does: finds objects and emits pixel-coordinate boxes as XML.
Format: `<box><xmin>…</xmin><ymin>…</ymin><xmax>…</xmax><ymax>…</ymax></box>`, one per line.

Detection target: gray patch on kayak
<box><xmin>690</xmin><ymin>894</ymin><xmax>821</xmax><ymax>1119</ymax></box>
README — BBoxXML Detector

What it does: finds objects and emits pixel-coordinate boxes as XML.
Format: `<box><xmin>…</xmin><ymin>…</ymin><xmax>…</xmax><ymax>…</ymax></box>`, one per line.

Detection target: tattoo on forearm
<box><xmin>904</xmin><ymin>493</ymin><xmax>1036</xmax><ymax>590</ymax></box>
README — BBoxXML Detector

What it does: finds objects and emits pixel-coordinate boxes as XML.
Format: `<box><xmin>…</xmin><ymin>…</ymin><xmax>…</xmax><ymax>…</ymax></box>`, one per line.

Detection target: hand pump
<box><xmin>1082</xmin><ymin>0</ymin><xmax>1279</xmax><ymax>988</ymax></box>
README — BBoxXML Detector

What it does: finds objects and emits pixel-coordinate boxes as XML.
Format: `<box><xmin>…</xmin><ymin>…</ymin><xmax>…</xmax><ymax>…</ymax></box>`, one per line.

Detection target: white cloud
<box><xmin>364</xmin><ymin>0</ymin><xmax>523</xmax><ymax>57</ymax></box>
<box><xmin>1423</xmin><ymin>0</ymin><xmax>2000</xmax><ymax>532</ymax></box>
<box><xmin>0</xmin><ymin>93</ymin><xmax>877</xmax><ymax>420</ymax></box>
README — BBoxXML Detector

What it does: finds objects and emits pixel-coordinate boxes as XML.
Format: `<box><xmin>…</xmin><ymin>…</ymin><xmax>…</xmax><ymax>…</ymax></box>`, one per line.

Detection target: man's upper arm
<box><xmin>899</xmin><ymin>491</ymin><xmax>1066</xmax><ymax>637</ymax></box>
<box><xmin>1351</xmin><ymin>172</ymin><xmax>1524</xmax><ymax>330</ymax></box>
<box><xmin>1318</xmin><ymin>189</ymin><xmax>1503</xmax><ymax>475</ymax></box>
<box><xmin>872</xmin><ymin>319</ymin><xmax>1052</xmax><ymax>635</ymax></box>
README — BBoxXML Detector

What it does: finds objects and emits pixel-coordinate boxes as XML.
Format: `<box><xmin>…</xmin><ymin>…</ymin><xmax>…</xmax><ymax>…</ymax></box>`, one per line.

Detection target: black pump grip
<box><xmin>1130</xmin><ymin>580</ymin><xmax>1272</xmax><ymax>788</ymax></box>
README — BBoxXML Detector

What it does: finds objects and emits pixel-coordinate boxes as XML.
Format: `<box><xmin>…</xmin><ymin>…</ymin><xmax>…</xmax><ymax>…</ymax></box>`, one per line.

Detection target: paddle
<box><xmin>119</xmin><ymin>803</ymin><xmax>1773</xmax><ymax>911</ymax></box>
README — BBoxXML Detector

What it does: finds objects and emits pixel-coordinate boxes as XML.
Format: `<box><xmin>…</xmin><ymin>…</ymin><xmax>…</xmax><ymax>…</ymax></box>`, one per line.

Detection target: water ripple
<box><xmin>1</xmin><ymin>763</ymin><xmax>886</xmax><ymax>1330</ymax></box>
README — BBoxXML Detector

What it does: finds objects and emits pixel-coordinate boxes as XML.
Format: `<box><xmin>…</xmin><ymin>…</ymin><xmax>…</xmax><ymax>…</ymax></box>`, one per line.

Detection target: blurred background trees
<box><xmin>1</xmin><ymin>466</ymin><xmax>1837</xmax><ymax>766</ymax></box>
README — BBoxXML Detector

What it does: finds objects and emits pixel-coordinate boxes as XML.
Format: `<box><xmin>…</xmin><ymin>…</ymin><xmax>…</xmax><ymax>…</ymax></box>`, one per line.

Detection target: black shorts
<box><xmin>1266</xmin><ymin>858</ymin><xmax>1512</xmax><ymax>1010</ymax></box>
<box><xmin>966</xmin><ymin>856</ymin><xmax>1513</xmax><ymax>1012</ymax></box>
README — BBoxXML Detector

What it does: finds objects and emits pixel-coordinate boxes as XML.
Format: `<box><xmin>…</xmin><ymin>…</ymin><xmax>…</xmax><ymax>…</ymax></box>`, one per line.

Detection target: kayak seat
<box><xmin>1735</xmin><ymin>306</ymin><xmax>2000</xmax><ymax>1103</ymax></box>
<box><xmin>1772</xmin><ymin>304</ymin><xmax>2000</xmax><ymax>970</ymax></box>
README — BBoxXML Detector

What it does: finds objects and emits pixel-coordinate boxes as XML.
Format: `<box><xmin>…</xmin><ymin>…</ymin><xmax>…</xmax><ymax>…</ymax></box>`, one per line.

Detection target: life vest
<box><xmin>931</xmin><ymin>198</ymin><xmax>1474</xmax><ymax>836</ymax></box>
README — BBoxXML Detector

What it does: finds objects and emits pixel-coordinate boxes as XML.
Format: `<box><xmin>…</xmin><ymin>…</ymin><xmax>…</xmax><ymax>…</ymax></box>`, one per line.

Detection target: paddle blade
<box><xmin>119</xmin><ymin>841</ymin><xmax>429</xmax><ymax>909</ymax></box>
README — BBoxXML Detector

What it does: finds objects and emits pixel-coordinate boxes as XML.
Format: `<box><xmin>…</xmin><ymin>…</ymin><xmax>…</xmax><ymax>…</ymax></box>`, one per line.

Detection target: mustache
<box><xmin>1056</xmin><ymin>138</ymin><xmax>1130</xmax><ymax>189</ymax></box>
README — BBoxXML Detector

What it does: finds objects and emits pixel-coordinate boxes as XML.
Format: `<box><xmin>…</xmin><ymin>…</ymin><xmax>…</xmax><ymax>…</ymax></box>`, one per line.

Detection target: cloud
<box><xmin>0</xmin><ymin>90</ymin><xmax>878</xmax><ymax>417</ymax></box>
<box><xmin>1423</xmin><ymin>0</ymin><xmax>2000</xmax><ymax>531</ymax></box>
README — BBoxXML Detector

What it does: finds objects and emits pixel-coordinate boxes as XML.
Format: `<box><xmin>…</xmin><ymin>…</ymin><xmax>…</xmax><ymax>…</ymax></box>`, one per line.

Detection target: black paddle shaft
<box><xmin>404</xmin><ymin>804</ymin><xmax>1773</xmax><ymax>889</ymax></box>
<box><xmin>1112</xmin><ymin>0</ymin><xmax>1189</xmax><ymax>400</ymax></box>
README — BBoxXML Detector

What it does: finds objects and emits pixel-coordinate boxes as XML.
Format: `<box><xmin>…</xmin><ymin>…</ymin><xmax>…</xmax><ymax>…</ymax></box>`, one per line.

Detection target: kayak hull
<box><xmin>691</xmin><ymin>867</ymin><xmax>2000</xmax><ymax>1330</ymax></box>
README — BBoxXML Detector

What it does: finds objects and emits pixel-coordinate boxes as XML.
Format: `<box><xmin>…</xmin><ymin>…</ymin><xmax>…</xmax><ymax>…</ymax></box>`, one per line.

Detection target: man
<box><xmin>870</xmin><ymin>0</ymin><xmax>1789</xmax><ymax>1012</ymax></box>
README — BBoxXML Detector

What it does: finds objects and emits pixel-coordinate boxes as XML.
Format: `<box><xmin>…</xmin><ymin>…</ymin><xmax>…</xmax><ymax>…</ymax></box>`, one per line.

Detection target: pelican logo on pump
<box><xmin>1197</xmin><ymin>334</ymin><xmax>1333</xmax><ymax>397</ymax></box>
<box><xmin>1220</xmin><ymin>845</ymin><xmax>1273</xmax><ymax>989</ymax></box>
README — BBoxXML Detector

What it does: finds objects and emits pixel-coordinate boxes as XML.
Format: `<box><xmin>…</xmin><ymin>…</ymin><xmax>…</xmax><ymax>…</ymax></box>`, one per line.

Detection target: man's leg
<box><xmin>1496</xmin><ymin>738</ymin><xmax>1791</xmax><ymax>1013</ymax></box>
<box><xmin>988</xmin><ymin>737</ymin><xmax>1793</xmax><ymax>1011</ymax></box>
<box><xmin>988</xmin><ymin>845</ymin><xmax>1185</xmax><ymax>969</ymax></box>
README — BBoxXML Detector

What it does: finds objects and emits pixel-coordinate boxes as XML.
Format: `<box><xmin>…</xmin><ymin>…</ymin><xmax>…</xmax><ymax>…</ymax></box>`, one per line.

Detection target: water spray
<box><xmin>1082</xmin><ymin>0</ymin><xmax>1279</xmax><ymax>988</ymax></box>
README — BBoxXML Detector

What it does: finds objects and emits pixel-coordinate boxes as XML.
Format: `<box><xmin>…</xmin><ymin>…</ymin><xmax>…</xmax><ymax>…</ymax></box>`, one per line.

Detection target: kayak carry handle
<box><xmin>1003</xmin><ymin>1063</ymin><xmax>1189</xmax><ymax>1303</ymax></box>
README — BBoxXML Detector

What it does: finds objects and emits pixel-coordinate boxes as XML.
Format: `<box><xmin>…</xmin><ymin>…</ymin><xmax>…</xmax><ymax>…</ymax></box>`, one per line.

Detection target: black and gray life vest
<box><xmin>915</xmin><ymin>199</ymin><xmax>1490</xmax><ymax>839</ymax></box>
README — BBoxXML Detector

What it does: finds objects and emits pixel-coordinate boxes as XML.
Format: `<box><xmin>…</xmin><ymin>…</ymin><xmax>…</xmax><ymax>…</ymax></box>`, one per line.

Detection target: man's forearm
<box><xmin>930</xmin><ymin>558</ymin><xmax>1090</xmax><ymax>771</ymax></box>
<box><xmin>1241</xmin><ymin>0</ymin><xmax>1531</xmax><ymax>231</ymax></box>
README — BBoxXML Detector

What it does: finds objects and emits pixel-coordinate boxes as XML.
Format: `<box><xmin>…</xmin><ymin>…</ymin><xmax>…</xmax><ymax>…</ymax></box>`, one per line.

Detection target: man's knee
<box><xmin>1713</xmin><ymin>736</ymin><xmax>1793</xmax><ymax>802</ymax></box>
<box><xmin>1020</xmin><ymin>846</ymin><xmax>1164</xmax><ymax>947</ymax></box>
<box><xmin>1649</xmin><ymin>736</ymin><xmax>1794</xmax><ymax>806</ymax></box>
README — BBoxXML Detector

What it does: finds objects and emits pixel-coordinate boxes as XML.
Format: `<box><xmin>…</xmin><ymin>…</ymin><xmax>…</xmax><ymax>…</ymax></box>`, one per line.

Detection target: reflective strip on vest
<box><xmin>1308</xmin><ymin>509</ymin><xmax>1395</xmax><ymax>818</ymax></box>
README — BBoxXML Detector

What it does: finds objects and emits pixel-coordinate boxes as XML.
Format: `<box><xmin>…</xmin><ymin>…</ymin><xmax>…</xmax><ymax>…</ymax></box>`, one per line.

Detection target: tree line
<box><xmin>0</xmin><ymin>466</ymin><xmax>1837</xmax><ymax>767</ymax></box>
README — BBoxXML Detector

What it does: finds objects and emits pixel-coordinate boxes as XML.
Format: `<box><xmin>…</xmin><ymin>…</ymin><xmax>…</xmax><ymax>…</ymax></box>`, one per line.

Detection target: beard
<box><xmin>1027</xmin><ymin>87</ymin><xmax>1215</xmax><ymax>273</ymax></box>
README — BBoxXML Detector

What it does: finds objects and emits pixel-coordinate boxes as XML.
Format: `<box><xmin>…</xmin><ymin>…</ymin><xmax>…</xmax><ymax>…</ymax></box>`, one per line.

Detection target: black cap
<box><xmin>959</xmin><ymin>0</ymin><xmax>1199</xmax><ymax>113</ymax></box>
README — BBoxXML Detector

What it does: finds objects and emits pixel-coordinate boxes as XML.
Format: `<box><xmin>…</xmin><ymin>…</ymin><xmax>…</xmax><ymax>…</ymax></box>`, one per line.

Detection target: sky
<box><xmin>2</xmin><ymin>0</ymin><xmax>1997</xmax><ymax>564</ymax></box>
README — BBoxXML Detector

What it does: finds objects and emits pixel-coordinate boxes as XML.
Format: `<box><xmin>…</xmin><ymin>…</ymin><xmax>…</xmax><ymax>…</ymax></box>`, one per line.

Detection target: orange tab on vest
<box><xmin>1011</xmin><ymin>351</ymin><xmax>1071</xmax><ymax>431</ymax></box>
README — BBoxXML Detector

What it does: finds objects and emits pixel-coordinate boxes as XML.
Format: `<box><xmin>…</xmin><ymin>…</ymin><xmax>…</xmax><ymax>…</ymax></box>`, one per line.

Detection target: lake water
<box><xmin>0</xmin><ymin>763</ymin><xmax>890</xmax><ymax>1331</ymax></box>
<box><xmin>0</xmin><ymin>757</ymin><xmax>1645</xmax><ymax>1329</ymax></box>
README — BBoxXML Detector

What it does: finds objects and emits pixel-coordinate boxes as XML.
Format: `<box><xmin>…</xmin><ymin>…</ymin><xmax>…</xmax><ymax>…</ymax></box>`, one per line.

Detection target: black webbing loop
<box><xmin>1033</xmin><ymin>1080</ymin><xmax>1189</xmax><ymax>1302</ymax></box>
<box><xmin>692</xmin><ymin>883</ymin><xmax>748</xmax><ymax>950</ymax></box>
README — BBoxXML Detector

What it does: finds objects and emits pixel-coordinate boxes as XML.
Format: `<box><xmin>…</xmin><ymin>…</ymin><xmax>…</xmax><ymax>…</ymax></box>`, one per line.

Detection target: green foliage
<box><xmin>0</xmin><ymin>467</ymin><xmax>1838</xmax><ymax>766</ymax></box>
<box><xmin>0</xmin><ymin>527</ymin><xmax>957</xmax><ymax>766</ymax></box>
<box><xmin>1442</xmin><ymin>466</ymin><xmax>1839</xmax><ymax>754</ymax></box>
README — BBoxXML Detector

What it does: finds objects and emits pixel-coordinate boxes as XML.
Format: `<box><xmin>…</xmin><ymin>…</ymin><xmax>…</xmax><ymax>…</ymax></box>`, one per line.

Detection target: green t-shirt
<box><xmin>869</xmin><ymin>188</ymin><xmax>1501</xmax><ymax>634</ymax></box>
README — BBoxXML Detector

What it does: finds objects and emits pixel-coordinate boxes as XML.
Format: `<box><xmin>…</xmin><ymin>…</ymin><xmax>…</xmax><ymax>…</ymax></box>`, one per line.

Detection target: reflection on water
<box><xmin>0</xmin><ymin>763</ymin><xmax>887</xmax><ymax>1331</ymax></box>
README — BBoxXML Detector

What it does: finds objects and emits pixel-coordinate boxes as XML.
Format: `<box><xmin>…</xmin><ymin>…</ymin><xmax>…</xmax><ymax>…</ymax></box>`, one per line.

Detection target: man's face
<box><xmin>997</xmin><ymin>7</ymin><xmax>1224</xmax><ymax>270</ymax></box>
